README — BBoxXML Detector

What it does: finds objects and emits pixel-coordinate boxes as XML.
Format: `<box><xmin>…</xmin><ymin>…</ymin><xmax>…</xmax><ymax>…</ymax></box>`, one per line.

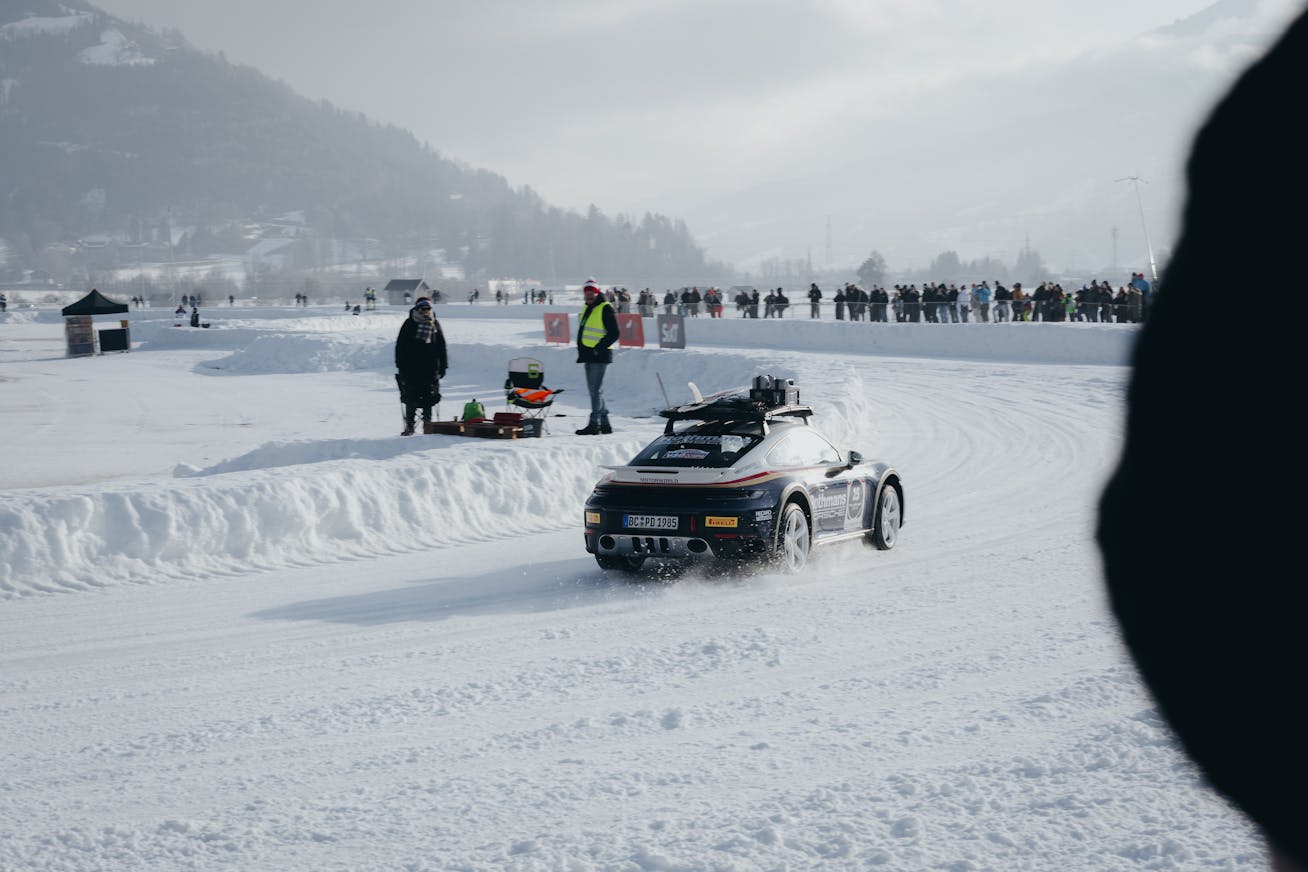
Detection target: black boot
<box><xmin>575</xmin><ymin>423</ymin><xmax>600</xmax><ymax>435</ymax></box>
<box><xmin>599</xmin><ymin>423</ymin><xmax>613</xmax><ymax>434</ymax></box>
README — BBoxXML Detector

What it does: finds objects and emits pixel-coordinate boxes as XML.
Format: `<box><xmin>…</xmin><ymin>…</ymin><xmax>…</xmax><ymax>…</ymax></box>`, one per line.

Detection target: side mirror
<box><xmin>847</xmin><ymin>450</ymin><xmax>864</xmax><ymax>466</ymax></box>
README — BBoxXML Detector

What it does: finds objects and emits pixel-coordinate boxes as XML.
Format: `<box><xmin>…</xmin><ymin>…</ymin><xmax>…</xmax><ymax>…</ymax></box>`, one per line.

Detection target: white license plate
<box><xmin>624</xmin><ymin>514</ymin><xmax>678</xmax><ymax>530</ymax></box>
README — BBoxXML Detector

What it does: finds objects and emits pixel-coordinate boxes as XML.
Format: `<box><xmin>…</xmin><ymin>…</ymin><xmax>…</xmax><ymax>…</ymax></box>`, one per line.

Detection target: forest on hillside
<box><xmin>0</xmin><ymin>1</ymin><xmax>728</xmax><ymax>285</ymax></box>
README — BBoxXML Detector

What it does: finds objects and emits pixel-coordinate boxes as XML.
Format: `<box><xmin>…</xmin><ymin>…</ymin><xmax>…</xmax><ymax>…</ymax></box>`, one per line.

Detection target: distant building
<box><xmin>383</xmin><ymin>278</ymin><xmax>431</xmax><ymax>306</ymax></box>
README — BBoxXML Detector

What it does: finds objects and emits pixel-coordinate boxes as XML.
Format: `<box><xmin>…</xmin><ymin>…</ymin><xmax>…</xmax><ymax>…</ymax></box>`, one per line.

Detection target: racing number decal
<box><xmin>846</xmin><ymin>479</ymin><xmax>866</xmax><ymax>526</ymax></box>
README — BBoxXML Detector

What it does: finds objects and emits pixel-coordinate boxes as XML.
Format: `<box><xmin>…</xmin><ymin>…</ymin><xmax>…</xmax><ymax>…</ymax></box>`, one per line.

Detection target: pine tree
<box><xmin>856</xmin><ymin>251</ymin><xmax>888</xmax><ymax>287</ymax></box>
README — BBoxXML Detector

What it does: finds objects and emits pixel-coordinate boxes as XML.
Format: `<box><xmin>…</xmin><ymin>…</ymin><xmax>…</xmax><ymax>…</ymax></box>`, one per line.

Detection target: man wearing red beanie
<box><xmin>575</xmin><ymin>278</ymin><xmax>620</xmax><ymax>435</ymax></box>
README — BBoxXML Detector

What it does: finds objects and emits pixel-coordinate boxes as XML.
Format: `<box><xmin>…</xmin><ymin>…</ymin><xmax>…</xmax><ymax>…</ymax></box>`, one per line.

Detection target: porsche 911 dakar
<box><xmin>583</xmin><ymin>377</ymin><xmax>904</xmax><ymax>573</ymax></box>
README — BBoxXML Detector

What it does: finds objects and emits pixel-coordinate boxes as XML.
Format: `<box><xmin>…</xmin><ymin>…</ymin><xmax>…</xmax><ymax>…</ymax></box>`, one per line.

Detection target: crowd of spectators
<box><xmin>584</xmin><ymin>275</ymin><xmax>1152</xmax><ymax>324</ymax></box>
<box><xmin>863</xmin><ymin>278</ymin><xmax>1149</xmax><ymax>324</ymax></box>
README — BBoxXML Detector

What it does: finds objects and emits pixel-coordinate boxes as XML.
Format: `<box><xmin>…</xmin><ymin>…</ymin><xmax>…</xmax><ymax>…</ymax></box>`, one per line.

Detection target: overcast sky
<box><xmin>91</xmin><ymin>0</ymin><xmax>1301</xmax><ymax>270</ymax></box>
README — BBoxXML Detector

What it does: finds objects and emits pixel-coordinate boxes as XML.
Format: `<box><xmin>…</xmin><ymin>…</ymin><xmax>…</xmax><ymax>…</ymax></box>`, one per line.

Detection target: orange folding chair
<box><xmin>505</xmin><ymin>357</ymin><xmax>563</xmax><ymax>434</ymax></box>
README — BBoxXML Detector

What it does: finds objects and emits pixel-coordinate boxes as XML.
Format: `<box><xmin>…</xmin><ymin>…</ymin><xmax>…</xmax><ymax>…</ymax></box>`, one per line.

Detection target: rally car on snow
<box><xmin>583</xmin><ymin>376</ymin><xmax>904</xmax><ymax>573</ymax></box>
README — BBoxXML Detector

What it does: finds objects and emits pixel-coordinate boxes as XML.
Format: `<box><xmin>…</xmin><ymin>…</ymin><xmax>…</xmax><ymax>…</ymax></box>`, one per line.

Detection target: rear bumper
<box><xmin>584</xmin><ymin>486</ymin><xmax>778</xmax><ymax>561</ymax></box>
<box><xmin>591</xmin><ymin>532</ymin><xmax>709</xmax><ymax>559</ymax></box>
<box><xmin>585</xmin><ymin>528</ymin><xmax>771</xmax><ymax>560</ymax></box>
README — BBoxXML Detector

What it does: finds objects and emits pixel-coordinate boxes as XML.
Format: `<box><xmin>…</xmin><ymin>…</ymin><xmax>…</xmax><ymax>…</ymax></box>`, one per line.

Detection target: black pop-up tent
<box><xmin>61</xmin><ymin>289</ymin><xmax>130</xmax><ymax>355</ymax></box>
<box><xmin>61</xmin><ymin>288</ymin><xmax>129</xmax><ymax>316</ymax></box>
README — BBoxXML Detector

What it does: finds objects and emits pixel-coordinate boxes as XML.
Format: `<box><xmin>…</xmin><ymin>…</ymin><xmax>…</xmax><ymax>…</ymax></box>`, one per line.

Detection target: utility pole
<box><xmin>1111</xmin><ymin>225</ymin><xmax>1119</xmax><ymax>272</ymax></box>
<box><xmin>1116</xmin><ymin>176</ymin><xmax>1159</xmax><ymax>285</ymax></box>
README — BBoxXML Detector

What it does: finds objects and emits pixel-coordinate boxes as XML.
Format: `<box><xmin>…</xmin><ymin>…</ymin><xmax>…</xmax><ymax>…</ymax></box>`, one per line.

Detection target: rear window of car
<box><xmin>629</xmin><ymin>432</ymin><xmax>763</xmax><ymax>468</ymax></box>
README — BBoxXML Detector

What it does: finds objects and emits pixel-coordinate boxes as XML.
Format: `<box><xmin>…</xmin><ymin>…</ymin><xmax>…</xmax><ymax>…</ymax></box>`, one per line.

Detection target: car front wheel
<box><xmin>869</xmin><ymin>484</ymin><xmax>901</xmax><ymax>550</ymax></box>
<box><xmin>774</xmin><ymin>502</ymin><xmax>811</xmax><ymax>573</ymax></box>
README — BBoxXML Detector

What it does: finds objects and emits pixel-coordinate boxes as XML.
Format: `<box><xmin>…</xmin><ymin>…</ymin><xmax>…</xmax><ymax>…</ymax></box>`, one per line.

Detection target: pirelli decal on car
<box><xmin>704</xmin><ymin>516</ymin><xmax>738</xmax><ymax>528</ymax></box>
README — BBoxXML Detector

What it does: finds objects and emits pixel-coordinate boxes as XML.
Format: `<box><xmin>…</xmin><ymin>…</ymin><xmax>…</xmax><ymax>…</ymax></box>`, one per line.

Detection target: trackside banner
<box><xmin>656</xmin><ymin>314</ymin><xmax>686</xmax><ymax>349</ymax></box>
<box><xmin>617</xmin><ymin>314</ymin><xmax>645</xmax><ymax>347</ymax></box>
<box><xmin>543</xmin><ymin>312</ymin><xmax>570</xmax><ymax>344</ymax></box>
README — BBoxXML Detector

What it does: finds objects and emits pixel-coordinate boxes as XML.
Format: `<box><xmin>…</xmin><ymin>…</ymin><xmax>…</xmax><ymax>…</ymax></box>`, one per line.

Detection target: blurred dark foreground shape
<box><xmin>1098</xmin><ymin>10</ymin><xmax>1306</xmax><ymax>872</ymax></box>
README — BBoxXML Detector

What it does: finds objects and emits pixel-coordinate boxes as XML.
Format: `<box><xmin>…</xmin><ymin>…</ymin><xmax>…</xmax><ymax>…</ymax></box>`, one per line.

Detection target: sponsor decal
<box><xmin>846</xmin><ymin>480</ymin><xmax>865</xmax><ymax>522</ymax></box>
<box><xmin>676</xmin><ymin>434</ymin><xmax>727</xmax><ymax>445</ymax></box>
<box><xmin>755</xmin><ymin>509</ymin><xmax>773</xmax><ymax>522</ymax></box>
<box><xmin>814</xmin><ymin>489</ymin><xmax>848</xmax><ymax>512</ymax></box>
<box><xmin>705</xmin><ymin>516</ymin><xmax>738</xmax><ymax>528</ymax></box>
<box><xmin>648</xmin><ymin>434</ymin><xmax>732</xmax><ymax>448</ymax></box>
<box><xmin>664</xmin><ymin>448</ymin><xmax>710</xmax><ymax>460</ymax></box>
<box><xmin>585</xmin><ymin>511</ymin><xmax>600</xmax><ymax>525</ymax></box>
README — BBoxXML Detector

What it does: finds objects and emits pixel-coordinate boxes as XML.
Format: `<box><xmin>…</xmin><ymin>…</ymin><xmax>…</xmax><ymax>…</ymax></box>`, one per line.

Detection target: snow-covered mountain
<box><xmin>0</xmin><ymin>0</ymin><xmax>723</xmax><ymax>284</ymax></box>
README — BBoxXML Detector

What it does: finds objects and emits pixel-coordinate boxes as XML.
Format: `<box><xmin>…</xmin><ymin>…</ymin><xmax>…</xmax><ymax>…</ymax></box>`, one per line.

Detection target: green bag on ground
<box><xmin>462</xmin><ymin>398</ymin><xmax>485</xmax><ymax>421</ymax></box>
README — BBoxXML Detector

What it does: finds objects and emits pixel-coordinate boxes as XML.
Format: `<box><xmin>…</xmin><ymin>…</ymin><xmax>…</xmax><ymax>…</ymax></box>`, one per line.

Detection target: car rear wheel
<box><xmin>595</xmin><ymin>554</ymin><xmax>647</xmax><ymax>573</ymax></box>
<box><xmin>774</xmin><ymin>502</ymin><xmax>811</xmax><ymax>573</ymax></box>
<box><xmin>869</xmin><ymin>484</ymin><xmax>901</xmax><ymax>550</ymax></box>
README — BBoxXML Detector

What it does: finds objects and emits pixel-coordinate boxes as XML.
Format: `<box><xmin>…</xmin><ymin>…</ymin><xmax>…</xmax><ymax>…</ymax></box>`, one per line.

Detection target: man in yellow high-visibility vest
<box><xmin>575</xmin><ymin>277</ymin><xmax>620</xmax><ymax>435</ymax></box>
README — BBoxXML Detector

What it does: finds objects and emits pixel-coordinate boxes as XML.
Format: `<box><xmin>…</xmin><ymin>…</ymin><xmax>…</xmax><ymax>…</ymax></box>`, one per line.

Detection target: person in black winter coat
<box><xmin>994</xmin><ymin>282</ymin><xmax>1012</xmax><ymax>322</ymax></box>
<box><xmin>903</xmin><ymin>285</ymin><xmax>921</xmax><ymax>322</ymax></box>
<box><xmin>871</xmin><ymin>286</ymin><xmax>888</xmax><ymax>322</ymax></box>
<box><xmin>1098</xmin><ymin>12</ymin><xmax>1306</xmax><ymax>872</ymax></box>
<box><xmin>394</xmin><ymin>298</ymin><xmax>448</xmax><ymax>435</ymax></box>
<box><xmin>774</xmin><ymin>288</ymin><xmax>790</xmax><ymax>317</ymax></box>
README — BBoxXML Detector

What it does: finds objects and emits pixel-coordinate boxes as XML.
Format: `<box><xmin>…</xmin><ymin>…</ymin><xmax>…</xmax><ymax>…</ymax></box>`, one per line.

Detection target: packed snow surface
<box><xmin>0</xmin><ymin>303</ymin><xmax>1264</xmax><ymax>870</ymax></box>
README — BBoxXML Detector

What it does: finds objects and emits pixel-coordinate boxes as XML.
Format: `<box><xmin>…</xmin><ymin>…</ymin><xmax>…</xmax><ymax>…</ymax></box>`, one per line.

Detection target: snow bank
<box><xmin>405</xmin><ymin>305</ymin><xmax>1139</xmax><ymax>365</ymax></box>
<box><xmin>1</xmin><ymin>305</ymin><xmax>1131</xmax><ymax>598</ymax></box>
<box><xmin>1</xmin><ymin>309</ymin><xmax>779</xmax><ymax>596</ymax></box>
<box><xmin>0</xmin><ymin>436</ymin><xmax>644</xmax><ymax>598</ymax></box>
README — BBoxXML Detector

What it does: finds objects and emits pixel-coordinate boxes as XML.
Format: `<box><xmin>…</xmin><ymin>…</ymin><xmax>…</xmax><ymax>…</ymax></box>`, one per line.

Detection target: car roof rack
<box><xmin>659</xmin><ymin>396</ymin><xmax>813</xmax><ymax>434</ymax></box>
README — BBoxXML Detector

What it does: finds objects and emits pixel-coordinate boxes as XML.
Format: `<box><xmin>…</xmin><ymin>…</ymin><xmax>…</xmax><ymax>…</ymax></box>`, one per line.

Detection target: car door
<box><xmin>783</xmin><ymin>429</ymin><xmax>850</xmax><ymax>538</ymax></box>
